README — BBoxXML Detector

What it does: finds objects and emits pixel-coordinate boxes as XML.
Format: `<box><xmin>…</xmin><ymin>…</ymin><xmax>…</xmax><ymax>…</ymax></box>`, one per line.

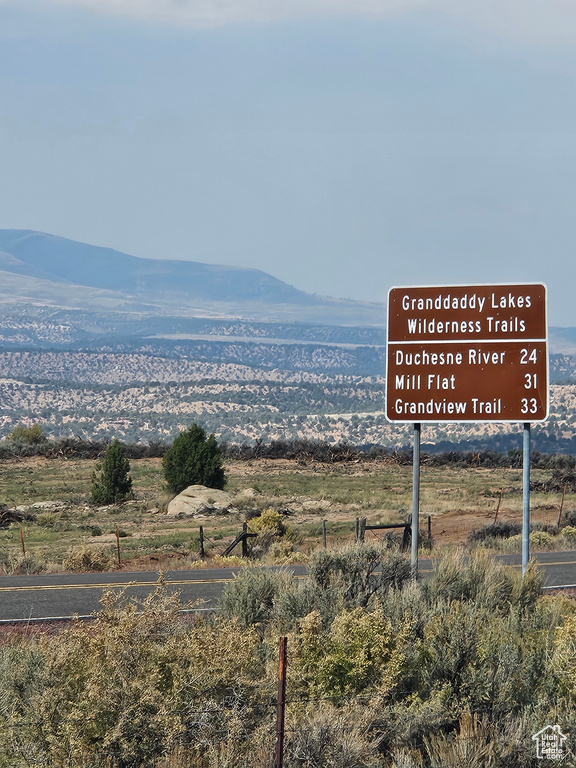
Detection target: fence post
<box><xmin>402</xmin><ymin>524</ymin><xmax>411</xmax><ymax>551</ymax></box>
<box><xmin>242</xmin><ymin>522</ymin><xmax>248</xmax><ymax>558</ymax></box>
<box><xmin>275</xmin><ymin>636</ymin><xmax>288</xmax><ymax>768</ymax></box>
<box><xmin>494</xmin><ymin>488</ymin><xmax>504</xmax><ymax>524</ymax></box>
<box><xmin>116</xmin><ymin>524</ymin><xmax>121</xmax><ymax>566</ymax></box>
<box><xmin>557</xmin><ymin>485</ymin><xmax>567</xmax><ymax>529</ymax></box>
<box><xmin>20</xmin><ymin>528</ymin><xmax>25</xmax><ymax>555</ymax></box>
<box><xmin>199</xmin><ymin>525</ymin><xmax>205</xmax><ymax>558</ymax></box>
<box><xmin>359</xmin><ymin>517</ymin><xmax>366</xmax><ymax>543</ymax></box>
<box><xmin>355</xmin><ymin>517</ymin><xmax>359</xmax><ymax>541</ymax></box>
<box><xmin>322</xmin><ymin>519</ymin><xmax>327</xmax><ymax>549</ymax></box>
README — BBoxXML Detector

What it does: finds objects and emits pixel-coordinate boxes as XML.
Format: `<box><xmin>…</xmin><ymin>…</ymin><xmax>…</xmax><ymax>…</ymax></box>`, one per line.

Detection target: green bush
<box><xmin>163</xmin><ymin>423</ymin><xmax>225</xmax><ymax>494</ymax></box>
<box><xmin>91</xmin><ymin>440</ymin><xmax>133</xmax><ymax>505</ymax></box>
<box><xmin>6</xmin><ymin>423</ymin><xmax>47</xmax><ymax>445</ymax></box>
<box><xmin>561</xmin><ymin>524</ymin><xmax>576</xmax><ymax>543</ymax></box>
<box><xmin>248</xmin><ymin>508</ymin><xmax>287</xmax><ymax>536</ymax></box>
<box><xmin>294</xmin><ymin>607</ymin><xmax>408</xmax><ymax>700</ymax></box>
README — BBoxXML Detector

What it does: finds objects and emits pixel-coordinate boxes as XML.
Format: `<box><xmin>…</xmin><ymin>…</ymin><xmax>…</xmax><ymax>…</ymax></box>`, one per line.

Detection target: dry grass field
<box><xmin>1</xmin><ymin>454</ymin><xmax>572</xmax><ymax>574</ymax></box>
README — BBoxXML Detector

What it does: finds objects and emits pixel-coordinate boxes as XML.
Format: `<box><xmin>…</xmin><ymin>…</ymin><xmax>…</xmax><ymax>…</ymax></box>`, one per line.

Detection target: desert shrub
<box><xmin>400</xmin><ymin>556</ymin><xmax>550</xmax><ymax>726</ymax></box>
<box><xmin>551</xmin><ymin>614</ymin><xmax>576</xmax><ymax>702</ymax></box>
<box><xmin>6</xmin><ymin>423</ymin><xmax>47</xmax><ymax>445</ymax></box>
<box><xmin>501</xmin><ymin>533</ymin><xmax>523</xmax><ymax>552</ymax></box>
<box><xmin>247</xmin><ymin>508</ymin><xmax>300</xmax><ymax>559</ymax></box>
<box><xmin>422</xmin><ymin>712</ymin><xmax>535</xmax><ymax>768</ymax></box>
<box><xmin>248</xmin><ymin>508</ymin><xmax>287</xmax><ymax>536</ymax></box>
<box><xmin>63</xmin><ymin>546</ymin><xmax>113</xmax><ymax>573</ymax></box>
<box><xmin>0</xmin><ymin>551</ymin><xmax>48</xmax><ymax>575</ymax></box>
<box><xmin>91</xmin><ymin>439</ymin><xmax>133</xmax><ymax>505</ymax></box>
<box><xmin>293</xmin><ymin>607</ymin><xmax>409</xmax><ymax>701</ymax></box>
<box><xmin>561</xmin><ymin>525</ymin><xmax>576</xmax><ymax>544</ymax></box>
<box><xmin>218</xmin><ymin>567</ymin><xmax>295</xmax><ymax>629</ymax></box>
<box><xmin>163</xmin><ymin>423</ymin><xmax>225</xmax><ymax>494</ymax></box>
<box><xmin>500</xmin><ymin>530</ymin><xmax>558</xmax><ymax>552</ymax></box>
<box><xmin>284</xmin><ymin>704</ymin><xmax>382</xmax><ymax>768</ymax></box>
<box><xmin>0</xmin><ymin>640</ymin><xmax>46</xmax><ymax>765</ymax></box>
<box><xmin>268</xmin><ymin>540</ymin><xmax>298</xmax><ymax>562</ymax></box>
<box><xmin>411</xmin><ymin>600</ymin><xmax>549</xmax><ymax>718</ymax></box>
<box><xmin>467</xmin><ymin>521</ymin><xmax>522</xmax><ymax>545</ymax></box>
<box><xmin>31</xmin><ymin>587</ymin><xmax>268</xmax><ymax>768</ymax></box>
<box><xmin>423</xmin><ymin>549</ymin><xmax>543</xmax><ymax>614</ymax></box>
<box><xmin>529</xmin><ymin>530</ymin><xmax>555</xmax><ymax>549</ymax></box>
<box><xmin>308</xmin><ymin>544</ymin><xmax>411</xmax><ymax>613</ymax></box>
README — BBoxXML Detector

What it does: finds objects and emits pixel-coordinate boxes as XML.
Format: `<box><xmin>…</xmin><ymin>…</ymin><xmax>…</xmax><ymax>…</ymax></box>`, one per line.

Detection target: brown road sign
<box><xmin>386</xmin><ymin>283</ymin><xmax>548</xmax><ymax>423</ymax></box>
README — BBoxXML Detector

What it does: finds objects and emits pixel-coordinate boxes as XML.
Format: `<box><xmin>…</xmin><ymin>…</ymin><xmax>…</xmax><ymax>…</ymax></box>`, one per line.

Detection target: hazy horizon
<box><xmin>2</xmin><ymin>2</ymin><xmax>576</xmax><ymax>324</ymax></box>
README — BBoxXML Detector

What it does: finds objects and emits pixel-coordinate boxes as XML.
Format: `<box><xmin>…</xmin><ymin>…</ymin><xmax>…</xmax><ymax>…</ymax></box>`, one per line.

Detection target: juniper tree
<box><xmin>163</xmin><ymin>423</ymin><xmax>225</xmax><ymax>494</ymax></box>
<box><xmin>91</xmin><ymin>440</ymin><xmax>133</xmax><ymax>504</ymax></box>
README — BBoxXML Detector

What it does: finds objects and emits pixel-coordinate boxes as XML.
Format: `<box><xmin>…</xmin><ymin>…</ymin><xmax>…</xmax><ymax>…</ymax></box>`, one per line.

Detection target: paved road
<box><xmin>1</xmin><ymin>553</ymin><xmax>576</xmax><ymax>622</ymax></box>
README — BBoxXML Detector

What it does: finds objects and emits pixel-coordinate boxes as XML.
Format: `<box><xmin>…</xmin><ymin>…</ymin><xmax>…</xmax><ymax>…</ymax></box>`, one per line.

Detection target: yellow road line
<box><xmin>2</xmin><ymin>560</ymin><xmax>576</xmax><ymax>592</ymax></box>
<box><xmin>0</xmin><ymin>578</ymin><xmax>232</xmax><ymax>592</ymax></box>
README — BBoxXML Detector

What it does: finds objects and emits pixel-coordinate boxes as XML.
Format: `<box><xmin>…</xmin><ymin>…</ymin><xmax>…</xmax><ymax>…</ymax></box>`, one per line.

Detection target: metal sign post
<box><xmin>411</xmin><ymin>423</ymin><xmax>421</xmax><ymax>579</ymax></box>
<box><xmin>522</xmin><ymin>423</ymin><xmax>531</xmax><ymax>575</ymax></box>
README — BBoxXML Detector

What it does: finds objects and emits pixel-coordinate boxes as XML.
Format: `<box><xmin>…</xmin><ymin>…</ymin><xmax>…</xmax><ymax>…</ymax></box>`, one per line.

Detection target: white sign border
<box><xmin>385</xmin><ymin>281</ymin><xmax>550</xmax><ymax>424</ymax></box>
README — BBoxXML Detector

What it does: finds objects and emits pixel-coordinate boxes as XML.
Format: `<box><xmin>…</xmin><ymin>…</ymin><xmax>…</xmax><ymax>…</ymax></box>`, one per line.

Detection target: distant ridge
<box><xmin>0</xmin><ymin>229</ymin><xmax>317</xmax><ymax>305</ymax></box>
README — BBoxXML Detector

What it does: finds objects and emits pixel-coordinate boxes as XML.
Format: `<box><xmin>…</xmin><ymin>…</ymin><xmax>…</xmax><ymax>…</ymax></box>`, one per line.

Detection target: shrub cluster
<box><xmin>2</xmin><ymin>549</ymin><xmax>575</xmax><ymax>766</ymax></box>
<box><xmin>3</xmin><ymin>426</ymin><xmax>576</xmax><ymax>472</ymax></box>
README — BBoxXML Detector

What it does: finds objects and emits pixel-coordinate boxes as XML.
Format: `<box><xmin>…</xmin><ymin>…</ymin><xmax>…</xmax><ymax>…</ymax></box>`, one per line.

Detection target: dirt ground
<box><xmin>425</xmin><ymin>504</ymin><xmax>559</xmax><ymax>546</ymax></box>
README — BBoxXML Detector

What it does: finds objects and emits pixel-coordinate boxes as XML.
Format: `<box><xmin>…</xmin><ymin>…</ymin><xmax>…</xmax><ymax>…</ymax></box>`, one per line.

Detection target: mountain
<box><xmin>0</xmin><ymin>230</ymin><xmax>575</xmax><ymax>451</ymax></box>
<box><xmin>0</xmin><ymin>229</ymin><xmax>316</xmax><ymax>304</ymax></box>
<box><xmin>0</xmin><ymin>229</ymin><xmax>384</xmax><ymax>325</ymax></box>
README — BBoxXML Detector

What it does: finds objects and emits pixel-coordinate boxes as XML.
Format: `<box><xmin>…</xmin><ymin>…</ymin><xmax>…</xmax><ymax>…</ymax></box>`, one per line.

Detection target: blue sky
<box><xmin>2</xmin><ymin>1</ymin><xmax>576</xmax><ymax>324</ymax></box>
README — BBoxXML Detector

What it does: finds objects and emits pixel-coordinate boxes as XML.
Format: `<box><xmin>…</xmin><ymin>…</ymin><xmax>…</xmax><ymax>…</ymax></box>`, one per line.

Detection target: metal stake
<box><xmin>274</xmin><ymin>636</ymin><xmax>288</xmax><ymax>768</ymax></box>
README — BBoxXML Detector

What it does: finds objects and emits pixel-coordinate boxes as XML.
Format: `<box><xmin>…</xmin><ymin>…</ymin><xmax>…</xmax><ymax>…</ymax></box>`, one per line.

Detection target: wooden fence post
<box><xmin>199</xmin><ymin>526</ymin><xmax>205</xmax><ymax>559</ymax></box>
<box><xmin>242</xmin><ymin>522</ymin><xmax>248</xmax><ymax>558</ymax></box>
<box><xmin>494</xmin><ymin>488</ymin><xmax>504</xmax><ymax>524</ymax></box>
<box><xmin>557</xmin><ymin>485</ymin><xmax>567</xmax><ymax>529</ymax></box>
<box><xmin>116</xmin><ymin>524</ymin><xmax>121</xmax><ymax>566</ymax></box>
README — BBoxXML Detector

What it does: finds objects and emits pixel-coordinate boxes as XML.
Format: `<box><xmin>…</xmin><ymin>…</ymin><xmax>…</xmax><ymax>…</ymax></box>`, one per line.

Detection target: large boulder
<box><xmin>166</xmin><ymin>485</ymin><xmax>235</xmax><ymax>518</ymax></box>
